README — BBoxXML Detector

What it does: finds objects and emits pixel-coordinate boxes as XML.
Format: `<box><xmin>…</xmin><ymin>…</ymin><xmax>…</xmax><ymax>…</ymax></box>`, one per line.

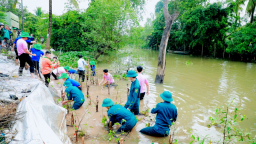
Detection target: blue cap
<box><xmin>102</xmin><ymin>98</ymin><xmax>114</xmax><ymax>107</ymax></box>
<box><xmin>160</xmin><ymin>91</ymin><xmax>173</xmax><ymax>102</ymax></box>
<box><xmin>126</xmin><ymin>70</ymin><xmax>138</xmax><ymax>77</ymax></box>
<box><xmin>63</xmin><ymin>81</ymin><xmax>72</xmax><ymax>87</ymax></box>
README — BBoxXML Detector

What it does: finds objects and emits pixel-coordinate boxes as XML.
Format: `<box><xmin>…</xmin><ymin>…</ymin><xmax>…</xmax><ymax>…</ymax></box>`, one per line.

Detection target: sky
<box><xmin>22</xmin><ymin>0</ymin><xmax>159</xmax><ymax>26</ymax></box>
<box><xmin>23</xmin><ymin>0</ymin><xmax>249</xmax><ymax>26</ymax></box>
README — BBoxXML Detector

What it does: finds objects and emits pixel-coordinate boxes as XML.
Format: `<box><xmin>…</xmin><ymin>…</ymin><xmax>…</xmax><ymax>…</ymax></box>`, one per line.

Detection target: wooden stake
<box><xmin>87</xmin><ymin>85</ymin><xmax>89</xmax><ymax>98</ymax></box>
<box><xmin>127</xmin><ymin>84</ymin><xmax>129</xmax><ymax>98</ymax></box>
<box><xmin>120</xmin><ymin>138</ymin><xmax>124</xmax><ymax>144</ymax></box>
<box><xmin>96</xmin><ymin>96</ymin><xmax>99</xmax><ymax>112</ymax></box>
<box><xmin>95</xmin><ymin>72</ymin><xmax>99</xmax><ymax>85</ymax></box>
<box><xmin>148</xmin><ymin>123</ymin><xmax>150</xmax><ymax>127</ymax></box>
<box><xmin>71</xmin><ymin>112</ymin><xmax>74</xmax><ymax>125</ymax></box>
<box><xmin>87</xmin><ymin>59</ymin><xmax>89</xmax><ymax>81</ymax></box>
<box><xmin>82</xmin><ymin>137</ymin><xmax>85</xmax><ymax>144</ymax></box>
<box><xmin>76</xmin><ymin>130</ymin><xmax>78</xmax><ymax>142</ymax></box>
<box><xmin>108</xmin><ymin>121</ymin><xmax>112</xmax><ymax>130</ymax></box>
<box><xmin>108</xmin><ymin>84</ymin><xmax>110</xmax><ymax>95</ymax></box>
<box><xmin>169</xmin><ymin>135</ymin><xmax>172</xmax><ymax>144</ymax></box>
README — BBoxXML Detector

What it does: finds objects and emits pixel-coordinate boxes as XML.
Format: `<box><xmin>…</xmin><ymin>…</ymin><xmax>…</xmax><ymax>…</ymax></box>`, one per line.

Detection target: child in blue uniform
<box><xmin>59</xmin><ymin>73</ymin><xmax>81</xmax><ymax>90</ymax></box>
<box><xmin>89</xmin><ymin>60</ymin><xmax>96</xmax><ymax>76</ymax></box>
<box><xmin>62</xmin><ymin>81</ymin><xmax>85</xmax><ymax>110</ymax></box>
<box><xmin>124</xmin><ymin>70</ymin><xmax>141</xmax><ymax>115</ymax></box>
<box><xmin>102</xmin><ymin>98</ymin><xmax>137</xmax><ymax>133</ymax></box>
<box><xmin>140</xmin><ymin>91</ymin><xmax>178</xmax><ymax>137</ymax></box>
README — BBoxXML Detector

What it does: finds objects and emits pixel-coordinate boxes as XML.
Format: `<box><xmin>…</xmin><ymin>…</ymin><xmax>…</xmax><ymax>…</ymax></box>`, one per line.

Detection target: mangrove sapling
<box><xmin>189</xmin><ymin>99</ymin><xmax>253</xmax><ymax>144</ymax></box>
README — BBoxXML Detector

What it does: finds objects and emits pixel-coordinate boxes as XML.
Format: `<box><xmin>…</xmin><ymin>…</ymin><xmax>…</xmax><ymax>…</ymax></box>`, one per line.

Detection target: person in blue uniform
<box><xmin>124</xmin><ymin>70</ymin><xmax>141</xmax><ymax>115</ymax></box>
<box><xmin>102</xmin><ymin>98</ymin><xmax>137</xmax><ymax>133</ymax></box>
<box><xmin>140</xmin><ymin>91</ymin><xmax>178</xmax><ymax>137</ymax></box>
<box><xmin>62</xmin><ymin>81</ymin><xmax>85</xmax><ymax>110</ymax></box>
<box><xmin>58</xmin><ymin>73</ymin><xmax>82</xmax><ymax>90</ymax></box>
<box><xmin>89</xmin><ymin>60</ymin><xmax>96</xmax><ymax>76</ymax></box>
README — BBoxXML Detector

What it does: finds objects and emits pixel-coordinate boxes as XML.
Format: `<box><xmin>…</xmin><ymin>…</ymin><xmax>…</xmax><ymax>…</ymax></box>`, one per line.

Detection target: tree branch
<box><xmin>163</xmin><ymin>0</ymin><xmax>171</xmax><ymax>21</ymax></box>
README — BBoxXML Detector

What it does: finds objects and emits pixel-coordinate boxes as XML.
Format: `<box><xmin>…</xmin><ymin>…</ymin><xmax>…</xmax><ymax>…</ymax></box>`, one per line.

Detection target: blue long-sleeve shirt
<box><xmin>152</xmin><ymin>102</ymin><xmax>178</xmax><ymax>132</ymax></box>
<box><xmin>108</xmin><ymin>104</ymin><xmax>137</xmax><ymax>125</ymax></box>
<box><xmin>125</xmin><ymin>79</ymin><xmax>140</xmax><ymax>110</ymax></box>
<box><xmin>65</xmin><ymin>86</ymin><xmax>85</xmax><ymax>104</ymax></box>
<box><xmin>66</xmin><ymin>78</ymin><xmax>80</xmax><ymax>87</ymax></box>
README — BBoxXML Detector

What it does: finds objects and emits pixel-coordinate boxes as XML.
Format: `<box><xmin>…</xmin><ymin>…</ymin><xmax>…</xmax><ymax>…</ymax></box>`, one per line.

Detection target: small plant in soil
<box><xmin>102</xmin><ymin>115</ymin><xmax>107</xmax><ymax>127</ymax></box>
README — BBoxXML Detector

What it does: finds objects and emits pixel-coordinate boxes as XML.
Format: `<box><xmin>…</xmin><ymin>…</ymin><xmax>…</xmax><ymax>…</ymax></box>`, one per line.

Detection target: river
<box><xmin>93</xmin><ymin>49</ymin><xmax>256</xmax><ymax>143</ymax></box>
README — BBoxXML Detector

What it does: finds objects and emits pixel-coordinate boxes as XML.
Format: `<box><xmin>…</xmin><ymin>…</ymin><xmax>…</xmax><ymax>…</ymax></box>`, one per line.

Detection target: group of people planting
<box><xmin>11</xmin><ymin>31</ymin><xmax>178</xmax><ymax>138</ymax></box>
<box><xmin>100</xmin><ymin>67</ymin><xmax>178</xmax><ymax>137</ymax></box>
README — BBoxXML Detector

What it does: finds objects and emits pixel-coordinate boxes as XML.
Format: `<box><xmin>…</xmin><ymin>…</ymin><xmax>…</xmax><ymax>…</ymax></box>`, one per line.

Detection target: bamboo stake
<box><xmin>82</xmin><ymin>137</ymin><xmax>85</xmax><ymax>144</ymax></box>
<box><xmin>169</xmin><ymin>135</ymin><xmax>172</xmax><ymax>144</ymax></box>
<box><xmin>87</xmin><ymin>85</ymin><xmax>90</xmax><ymax>98</ymax></box>
<box><xmin>95</xmin><ymin>72</ymin><xmax>99</xmax><ymax>85</ymax></box>
<box><xmin>87</xmin><ymin>59</ymin><xmax>89</xmax><ymax>81</ymax></box>
<box><xmin>96</xmin><ymin>96</ymin><xmax>99</xmax><ymax>112</ymax></box>
<box><xmin>120</xmin><ymin>138</ymin><xmax>124</xmax><ymax>144</ymax></box>
<box><xmin>127</xmin><ymin>84</ymin><xmax>129</xmax><ymax>98</ymax></box>
<box><xmin>76</xmin><ymin>130</ymin><xmax>78</xmax><ymax>142</ymax></box>
<box><xmin>109</xmin><ymin>121</ymin><xmax>112</xmax><ymax>130</ymax></box>
<box><xmin>108</xmin><ymin>84</ymin><xmax>110</xmax><ymax>95</ymax></box>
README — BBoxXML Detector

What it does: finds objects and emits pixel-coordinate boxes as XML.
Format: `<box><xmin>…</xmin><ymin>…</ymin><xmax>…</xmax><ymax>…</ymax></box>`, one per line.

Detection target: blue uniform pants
<box><xmin>140</xmin><ymin>126</ymin><xmax>169</xmax><ymax>137</ymax></box>
<box><xmin>117</xmin><ymin>117</ymin><xmax>137</xmax><ymax>132</ymax></box>
<box><xmin>72</xmin><ymin>102</ymin><xmax>84</xmax><ymax>110</ymax></box>
<box><xmin>124</xmin><ymin>98</ymin><xmax>140</xmax><ymax>115</ymax></box>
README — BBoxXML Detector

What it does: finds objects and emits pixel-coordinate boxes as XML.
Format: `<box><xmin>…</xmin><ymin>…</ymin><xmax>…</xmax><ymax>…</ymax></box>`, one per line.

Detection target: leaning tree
<box><xmin>155</xmin><ymin>0</ymin><xmax>179</xmax><ymax>84</ymax></box>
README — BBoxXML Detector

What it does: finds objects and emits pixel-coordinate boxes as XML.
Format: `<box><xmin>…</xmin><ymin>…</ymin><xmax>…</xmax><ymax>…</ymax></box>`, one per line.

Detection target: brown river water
<box><xmin>61</xmin><ymin>49</ymin><xmax>256</xmax><ymax>144</ymax></box>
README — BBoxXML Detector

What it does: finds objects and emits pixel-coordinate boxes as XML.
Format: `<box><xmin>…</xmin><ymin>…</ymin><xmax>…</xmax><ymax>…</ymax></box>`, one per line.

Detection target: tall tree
<box><xmin>246</xmin><ymin>0</ymin><xmax>256</xmax><ymax>23</ymax></box>
<box><xmin>155</xmin><ymin>0</ymin><xmax>179</xmax><ymax>84</ymax></box>
<box><xmin>45</xmin><ymin>0</ymin><xmax>52</xmax><ymax>49</ymax></box>
<box><xmin>34</xmin><ymin>7</ymin><xmax>43</xmax><ymax>17</ymax></box>
<box><xmin>46</xmin><ymin>0</ymin><xmax>79</xmax><ymax>49</ymax></box>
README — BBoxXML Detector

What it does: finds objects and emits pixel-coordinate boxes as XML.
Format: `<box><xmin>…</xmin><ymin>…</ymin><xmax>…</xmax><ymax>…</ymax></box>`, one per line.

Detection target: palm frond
<box><xmin>69</xmin><ymin>0</ymin><xmax>79</xmax><ymax>9</ymax></box>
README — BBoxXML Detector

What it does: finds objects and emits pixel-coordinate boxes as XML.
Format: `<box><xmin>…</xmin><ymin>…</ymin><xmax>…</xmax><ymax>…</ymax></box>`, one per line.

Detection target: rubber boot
<box><xmin>19</xmin><ymin>67</ymin><xmax>24</xmax><ymax>76</ymax></box>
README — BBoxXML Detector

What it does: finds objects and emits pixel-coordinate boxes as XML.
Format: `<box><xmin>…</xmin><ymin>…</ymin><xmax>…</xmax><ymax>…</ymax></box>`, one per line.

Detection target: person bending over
<box><xmin>58</xmin><ymin>73</ymin><xmax>81</xmax><ymax>90</ymax></box>
<box><xmin>102</xmin><ymin>98</ymin><xmax>137</xmax><ymax>133</ymax></box>
<box><xmin>124</xmin><ymin>70</ymin><xmax>141</xmax><ymax>115</ymax></box>
<box><xmin>62</xmin><ymin>81</ymin><xmax>85</xmax><ymax>110</ymax></box>
<box><xmin>140</xmin><ymin>91</ymin><xmax>178</xmax><ymax>137</ymax></box>
<box><xmin>99</xmin><ymin>69</ymin><xmax>115</xmax><ymax>87</ymax></box>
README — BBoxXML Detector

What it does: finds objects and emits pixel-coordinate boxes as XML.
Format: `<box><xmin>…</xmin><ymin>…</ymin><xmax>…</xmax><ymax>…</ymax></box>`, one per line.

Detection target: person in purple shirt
<box><xmin>12</xmin><ymin>37</ymin><xmax>35</xmax><ymax>65</ymax></box>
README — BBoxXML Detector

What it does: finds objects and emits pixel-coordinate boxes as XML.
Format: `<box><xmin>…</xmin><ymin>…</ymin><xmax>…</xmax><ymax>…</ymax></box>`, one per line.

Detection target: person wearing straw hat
<box><xmin>140</xmin><ymin>91</ymin><xmax>178</xmax><ymax>137</ymax></box>
<box><xmin>58</xmin><ymin>73</ymin><xmax>81</xmax><ymax>90</ymax></box>
<box><xmin>124</xmin><ymin>70</ymin><xmax>141</xmax><ymax>115</ymax></box>
<box><xmin>31</xmin><ymin>44</ymin><xmax>44</xmax><ymax>77</ymax></box>
<box><xmin>62</xmin><ymin>81</ymin><xmax>85</xmax><ymax>110</ymax></box>
<box><xmin>16</xmin><ymin>32</ymin><xmax>36</xmax><ymax>78</ymax></box>
<box><xmin>102</xmin><ymin>98</ymin><xmax>137</xmax><ymax>133</ymax></box>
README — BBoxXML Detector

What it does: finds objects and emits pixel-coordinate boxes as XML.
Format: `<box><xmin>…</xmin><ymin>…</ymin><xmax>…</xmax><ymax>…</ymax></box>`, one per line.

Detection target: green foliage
<box><xmin>226</xmin><ymin>23</ymin><xmax>256</xmax><ymax>56</ymax></box>
<box><xmin>56</xmin><ymin>98</ymin><xmax>61</xmax><ymax>104</ymax></box>
<box><xmin>51</xmin><ymin>0</ymin><xmax>143</xmax><ymax>59</ymax></box>
<box><xmin>54</xmin><ymin>51</ymin><xmax>94</xmax><ymax>68</ymax></box>
<box><xmin>102</xmin><ymin>115</ymin><xmax>107</xmax><ymax>127</ymax></box>
<box><xmin>190</xmin><ymin>99</ymin><xmax>253</xmax><ymax>144</ymax></box>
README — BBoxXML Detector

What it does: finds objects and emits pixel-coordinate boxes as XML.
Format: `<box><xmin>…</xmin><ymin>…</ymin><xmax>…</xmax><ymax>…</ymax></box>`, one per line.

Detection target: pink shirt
<box><xmin>137</xmin><ymin>73</ymin><xmax>148</xmax><ymax>93</ymax></box>
<box><xmin>53</xmin><ymin>67</ymin><xmax>66</xmax><ymax>75</ymax></box>
<box><xmin>17</xmin><ymin>39</ymin><xmax>28</xmax><ymax>56</ymax></box>
<box><xmin>103</xmin><ymin>73</ymin><xmax>114</xmax><ymax>84</ymax></box>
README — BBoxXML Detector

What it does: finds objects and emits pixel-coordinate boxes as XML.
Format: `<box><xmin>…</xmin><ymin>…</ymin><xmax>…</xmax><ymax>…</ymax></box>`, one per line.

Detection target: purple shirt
<box><xmin>17</xmin><ymin>38</ymin><xmax>27</xmax><ymax>56</ymax></box>
<box><xmin>137</xmin><ymin>73</ymin><xmax>148</xmax><ymax>93</ymax></box>
<box><xmin>103</xmin><ymin>73</ymin><xmax>114</xmax><ymax>84</ymax></box>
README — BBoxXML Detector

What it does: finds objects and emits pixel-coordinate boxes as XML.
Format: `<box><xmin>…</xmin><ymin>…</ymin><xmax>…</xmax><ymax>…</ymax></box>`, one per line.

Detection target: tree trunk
<box><xmin>184</xmin><ymin>43</ymin><xmax>185</xmax><ymax>53</ymax></box>
<box><xmin>214</xmin><ymin>43</ymin><xmax>216</xmax><ymax>57</ymax></box>
<box><xmin>155</xmin><ymin>0</ymin><xmax>179</xmax><ymax>84</ymax></box>
<box><xmin>46</xmin><ymin>0</ymin><xmax>52</xmax><ymax>50</ymax></box>
<box><xmin>223</xmin><ymin>48</ymin><xmax>225</xmax><ymax>58</ymax></box>
<box><xmin>201</xmin><ymin>44</ymin><xmax>203</xmax><ymax>57</ymax></box>
<box><xmin>250</xmin><ymin>6</ymin><xmax>255</xmax><ymax>23</ymax></box>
